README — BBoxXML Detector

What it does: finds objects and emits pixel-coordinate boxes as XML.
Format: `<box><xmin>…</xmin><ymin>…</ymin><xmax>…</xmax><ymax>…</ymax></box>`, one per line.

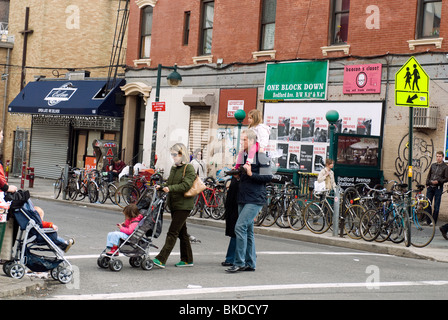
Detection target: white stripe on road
<box><xmin>52</xmin><ymin>280</ymin><xmax>448</xmax><ymax>300</ymax></box>
<box><xmin>65</xmin><ymin>251</ymin><xmax>390</xmax><ymax>260</ymax></box>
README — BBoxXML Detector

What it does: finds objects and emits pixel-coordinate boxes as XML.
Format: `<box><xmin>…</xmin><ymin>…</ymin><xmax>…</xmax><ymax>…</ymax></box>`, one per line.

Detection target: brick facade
<box><xmin>2</xmin><ymin>0</ymin><xmax>124</xmax><ymax>164</ymax></box>
<box><xmin>127</xmin><ymin>0</ymin><xmax>448</xmax><ymax>67</ymax></box>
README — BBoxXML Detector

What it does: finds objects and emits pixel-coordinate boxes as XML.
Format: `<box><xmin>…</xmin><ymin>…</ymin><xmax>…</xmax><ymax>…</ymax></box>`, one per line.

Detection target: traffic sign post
<box><xmin>395</xmin><ymin>56</ymin><xmax>429</xmax><ymax>108</ymax></box>
<box><xmin>395</xmin><ymin>56</ymin><xmax>430</xmax><ymax>194</ymax></box>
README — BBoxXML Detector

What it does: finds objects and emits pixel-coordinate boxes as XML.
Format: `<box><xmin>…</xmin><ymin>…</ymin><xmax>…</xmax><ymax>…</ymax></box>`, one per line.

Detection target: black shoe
<box><xmin>225</xmin><ymin>265</ymin><xmax>245</xmax><ymax>273</ymax></box>
<box><xmin>242</xmin><ymin>266</ymin><xmax>255</xmax><ymax>272</ymax></box>
<box><xmin>440</xmin><ymin>227</ymin><xmax>448</xmax><ymax>240</ymax></box>
<box><xmin>221</xmin><ymin>261</ymin><xmax>233</xmax><ymax>267</ymax></box>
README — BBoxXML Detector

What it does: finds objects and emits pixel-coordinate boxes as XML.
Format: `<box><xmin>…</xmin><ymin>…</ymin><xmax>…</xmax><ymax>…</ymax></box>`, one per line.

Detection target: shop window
<box><xmin>417</xmin><ymin>0</ymin><xmax>442</xmax><ymax>38</ymax></box>
<box><xmin>140</xmin><ymin>6</ymin><xmax>153</xmax><ymax>59</ymax></box>
<box><xmin>183</xmin><ymin>11</ymin><xmax>191</xmax><ymax>45</ymax></box>
<box><xmin>260</xmin><ymin>0</ymin><xmax>277</xmax><ymax>51</ymax></box>
<box><xmin>200</xmin><ymin>1</ymin><xmax>214</xmax><ymax>55</ymax></box>
<box><xmin>331</xmin><ymin>0</ymin><xmax>350</xmax><ymax>45</ymax></box>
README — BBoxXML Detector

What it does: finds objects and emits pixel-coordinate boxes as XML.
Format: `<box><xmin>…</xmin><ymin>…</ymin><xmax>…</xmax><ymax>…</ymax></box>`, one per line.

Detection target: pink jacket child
<box><xmin>106</xmin><ymin>204</ymin><xmax>144</xmax><ymax>256</ymax></box>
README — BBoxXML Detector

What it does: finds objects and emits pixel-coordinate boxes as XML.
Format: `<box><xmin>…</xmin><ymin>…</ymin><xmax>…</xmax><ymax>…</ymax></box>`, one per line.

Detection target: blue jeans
<box><xmin>234</xmin><ymin>203</ymin><xmax>263</xmax><ymax>269</ymax></box>
<box><xmin>224</xmin><ymin>237</ymin><xmax>236</xmax><ymax>264</ymax></box>
<box><xmin>106</xmin><ymin>231</ymin><xmax>128</xmax><ymax>248</ymax></box>
<box><xmin>426</xmin><ymin>186</ymin><xmax>443</xmax><ymax>224</ymax></box>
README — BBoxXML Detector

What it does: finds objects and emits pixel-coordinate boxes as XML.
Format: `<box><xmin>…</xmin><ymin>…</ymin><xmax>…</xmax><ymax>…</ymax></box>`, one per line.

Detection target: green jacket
<box><xmin>165</xmin><ymin>163</ymin><xmax>196</xmax><ymax>211</ymax></box>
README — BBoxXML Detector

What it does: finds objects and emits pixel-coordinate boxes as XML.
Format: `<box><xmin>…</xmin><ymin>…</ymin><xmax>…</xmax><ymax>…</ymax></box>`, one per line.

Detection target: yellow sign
<box><xmin>395</xmin><ymin>57</ymin><xmax>429</xmax><ymax>107</ymax></box>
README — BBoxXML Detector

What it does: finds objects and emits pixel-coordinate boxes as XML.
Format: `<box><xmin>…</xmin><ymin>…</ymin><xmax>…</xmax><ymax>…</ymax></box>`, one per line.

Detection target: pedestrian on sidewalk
<box><xmin>0</xmin><ymin>129</ymin><xmax>18</xmax><ymax>263</ymax></box>
<box><xmin>226</xmin><ymin>129</ymin><xmax>272</xmax><ymax>273</ymax></box>
<box><xmin>221</xmin><ymin>176</ymin><xmax>239</xmax><ymax>267</ymax></box>
<box><xmin>153</xmin><ymin>143</ymin><xmax>196</xmax><ymax>269</ymax></box>
<box><xmin>425</xmin><ymin>151</ymin><xmax>448</xmax><ymax>226</ymax></box>
<box><xmin>317</xmin><ymin>158</ymin><xmax>336</xmax><ymax>191</ymax></box>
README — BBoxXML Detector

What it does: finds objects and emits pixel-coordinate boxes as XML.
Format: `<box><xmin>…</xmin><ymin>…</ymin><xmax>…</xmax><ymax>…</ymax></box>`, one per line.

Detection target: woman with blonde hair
<box><xmin>153</xmin><ymin>143</ymin><xmax>197</xmax><ymax>268</ymax></box>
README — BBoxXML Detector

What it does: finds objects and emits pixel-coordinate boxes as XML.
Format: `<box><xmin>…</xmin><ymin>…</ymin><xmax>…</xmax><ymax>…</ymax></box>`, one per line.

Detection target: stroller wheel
<box><xmin>129</xmin><ymin>256</ymin><xmax>143</xmax><ymax>268</ymax></box>
<box><xmin>109</xmin><ymin>259</ymin><xmax>123</xmax><ymax>272</ymax></box>
<box><xmin>57</xmin><ymin>268</ymin><xmax>73</xmax><ymax>284</ymax></box>
<box><xmin>2</xmin><ymin>261</ymin><xmax>14</xmax><ymax>277</ymax></box>
<box><xmin>97</xmin><ymin>256</ymin><xmax>110</xmax><ymax>269</ymax></box>
<box><xmin>141</xmin><ymin>258</ymin><xmax>154</xmax><ymax>271</ymax></box>
<box><xmin>9</xmin><ymin>263</ymin><xmax>26</xmax><ymax>279</ymax></box>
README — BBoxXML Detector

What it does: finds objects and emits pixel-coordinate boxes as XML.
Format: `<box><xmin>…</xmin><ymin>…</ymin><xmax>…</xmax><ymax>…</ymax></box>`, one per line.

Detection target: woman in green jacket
<box><xmin>153</xmin><ymin>143</ymin><xmax>196</xmax><ymax>268</ymax></box>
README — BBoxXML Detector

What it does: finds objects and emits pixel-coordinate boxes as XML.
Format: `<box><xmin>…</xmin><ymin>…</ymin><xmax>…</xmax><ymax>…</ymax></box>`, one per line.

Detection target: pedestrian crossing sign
<box><xmin>395</xmin><ymin>56</ymin><xmax>429</xmax><ymax>107</ymax></box>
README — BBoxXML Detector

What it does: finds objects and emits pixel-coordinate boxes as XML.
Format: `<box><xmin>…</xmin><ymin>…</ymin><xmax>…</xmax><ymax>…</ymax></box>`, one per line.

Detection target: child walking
<box><xmin>235</xmin><ymin>109</ymin><xmax>271</xmax><ymax>168</ymax></box>
<box><xmin>106</xmin><ymin>204</ymin><xmax>143</xmax><ymax>256</ymax></box>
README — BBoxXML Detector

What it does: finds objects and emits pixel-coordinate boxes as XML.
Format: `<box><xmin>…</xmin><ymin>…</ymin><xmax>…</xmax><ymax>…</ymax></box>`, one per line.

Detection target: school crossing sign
<box><xmin>395</xmin><ymin>57</ymin><xmax>429</xmax><ymax>107</ymax></box>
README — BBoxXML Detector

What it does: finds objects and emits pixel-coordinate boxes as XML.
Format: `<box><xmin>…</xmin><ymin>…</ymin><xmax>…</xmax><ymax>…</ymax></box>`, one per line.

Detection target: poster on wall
<box><xmin>264</xmin><ymin>102</ymin><xmax>383</xmax><ymax>173</ymax></box>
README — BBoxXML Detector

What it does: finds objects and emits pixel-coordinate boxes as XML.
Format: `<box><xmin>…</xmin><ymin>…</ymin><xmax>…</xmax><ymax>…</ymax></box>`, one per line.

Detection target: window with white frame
<box><xmin>140</xmin><ymin>6</ymin><xmax>153</xmax><ymax>59</ymax></box>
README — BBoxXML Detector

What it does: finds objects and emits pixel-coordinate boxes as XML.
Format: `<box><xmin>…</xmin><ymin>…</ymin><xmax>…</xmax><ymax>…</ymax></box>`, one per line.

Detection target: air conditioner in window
<box><xmin>413</xmin><ymin>106</ymin><xmax>438</xmax><ymax>129</ymax></box>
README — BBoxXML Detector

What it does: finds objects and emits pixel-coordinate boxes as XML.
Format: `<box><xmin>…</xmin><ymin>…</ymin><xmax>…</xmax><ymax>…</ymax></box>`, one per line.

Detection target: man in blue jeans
<box><xmin>425</xmin><ymin>151</ymin><xmax>448</xmax><ymax>227</ymax></box>
<box><xmin>226</xmin><ymin>129</ymin><xmax>272</xmax><ymax>273</ymax></box>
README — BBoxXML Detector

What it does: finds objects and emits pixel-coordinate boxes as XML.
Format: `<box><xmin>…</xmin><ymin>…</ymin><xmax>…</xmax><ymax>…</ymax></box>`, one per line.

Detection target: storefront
<box><xmin>8</xmin><ymin>78</ymin><xmax>125</xmax><ymax>179</ymax></box>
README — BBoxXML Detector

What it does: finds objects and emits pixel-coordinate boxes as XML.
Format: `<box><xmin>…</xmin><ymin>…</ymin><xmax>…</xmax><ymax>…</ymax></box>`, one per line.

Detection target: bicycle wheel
<box><xmin>208</xmin><ymin>190</ymin><xmax>226</xmax><ymax>220</ymax></box>
<box><xmin>255</xmin><ymin>204</ymin><xmax>268</xmax><ymax>226</ymax></box>
<box><xmin>360</xmin><ymin>209</ymin><xmax>381</xmax><ymax>241</ymax></box>
<box><xmin>98</xmin><ymin>181</ymin><xmax>108</xmax><ymax>204</ymax></box>
<box><xmin>401</xmin><ymin>208</ymin><xmax>411</xmax><ymax>247</ymax></box>
<box><xmin>304</xmin><ymin>202</ymin><xmax>328</xmax><ymax>234</ymax></box>
<box><xmin>108</xmin><ymin>183</ymin><xmax>119</xmax><ymax>205</ymax></box>
<box><xmin>389</xmin><ymin>213</ymin><xmax>405</xmax><ymax>244</ymax></box>
<box><xmin>54</xmin><ymin>177</ymin><xmax>63</xmax><ymax>199</ymax></box>
<box><xmin>288</xmin><ymin>199</ymin><xmax>306</xmax><ymax>231</ymax></box>
<box><xmin>375</xmin><ymin>211</ymin><xmax>394</xmax><ymax>243</ymax></box>
<box><xmin>342</xmin><ymin>187</ymin><xmax>360</xmax><ymax>211</ymax></box>
<box><xmin>261</xmin><ymin>202</ymin><xmax>279</xmax><ymax>227</ymax></box>
<box><xmin>344</xmin><ymin>205</ymin><xmax>365</xmax><ymax>240</ymax></box>
<box><xmin>120</xmin><ymin>185</ymin><xmax>140</xmax><ymax>207</ymax></box>
<box><xmin>189</xmin><ymin>195</ymin><xmax>201</xmax><ymax>217</ymax></box>
<box><xmin>410</xmin><ymin>209</ymin><xmax>435</xmax><ymax>248</ymax></box>
<box><xmin>87</xmin><ymin>181</ymin><xmax>99</xmax><ymax>203</ymax></box>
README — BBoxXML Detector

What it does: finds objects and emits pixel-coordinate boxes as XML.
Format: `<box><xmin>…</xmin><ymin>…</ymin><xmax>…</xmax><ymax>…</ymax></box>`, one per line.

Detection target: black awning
<box><xmin>8</xmin><ymin>79</ymin><xmax>126</xmax><ymax>117</ymax></box>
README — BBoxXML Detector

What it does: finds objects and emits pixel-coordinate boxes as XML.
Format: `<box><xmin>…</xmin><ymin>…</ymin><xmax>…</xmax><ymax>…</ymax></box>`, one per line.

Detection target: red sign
<box><xmin>343</xmin><ymin>63</ymin><xmax>382</xmax><ymax>94</ymax></box>
<box><xmin>152</xmin><ymin>101</ymin><xmax>166</xmax><ymax>112</ymax></box>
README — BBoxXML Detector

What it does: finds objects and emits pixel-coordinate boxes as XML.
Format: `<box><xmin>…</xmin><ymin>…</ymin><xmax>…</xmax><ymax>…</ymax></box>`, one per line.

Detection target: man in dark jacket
<box><xmin>226</xmin><ymin>130</ymin><xmax>272</xmax><ymax>273</ymax></box>
<box><xmin>425</xmin><ymin>151</ymin><xmax>448</xmax><ymax>225</ymax></box>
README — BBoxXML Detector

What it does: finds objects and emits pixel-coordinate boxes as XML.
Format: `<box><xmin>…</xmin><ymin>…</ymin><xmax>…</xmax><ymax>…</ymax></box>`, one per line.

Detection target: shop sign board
<box><xmin>343</xmin><ymin>63</ymin><xmax>382</xmax><ymax>94</ymax></box>
<box><xmin>263</xmin><ymin>61</ymin><xmax>328</xmax><ymax>100</ymax></box>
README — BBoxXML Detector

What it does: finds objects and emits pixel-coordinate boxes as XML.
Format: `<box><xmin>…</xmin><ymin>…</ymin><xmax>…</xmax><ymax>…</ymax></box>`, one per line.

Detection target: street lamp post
<box><xmin>326</xmin><ymin>110</ymin><xmax>339</xmax><ymax>161</ymax></box>
<box><xmin>234</xmin><ymin>109</ymin><xmax>246</xmax><ymax>158</ymax></box>
<box><xmin>150</xmin><ymin>64</ymin><xmax>182</xmax><ymax>168</ymax></box>
<box><xmin>326</xmin><ymin>109</ymin><xmax>340</xmax><ymax>237</ymax></box>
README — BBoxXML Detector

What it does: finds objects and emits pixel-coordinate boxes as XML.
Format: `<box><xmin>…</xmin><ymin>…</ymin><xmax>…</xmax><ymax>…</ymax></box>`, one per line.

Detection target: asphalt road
<box><xmin>8</xmin><ymin>198</ymin><xmax>448</xmax><ymax>303</ymax></box>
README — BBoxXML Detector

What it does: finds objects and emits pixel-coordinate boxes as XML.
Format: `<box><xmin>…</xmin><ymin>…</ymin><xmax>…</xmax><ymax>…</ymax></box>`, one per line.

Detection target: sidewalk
<box><xmin>1</xmin><ymin>176</ymin><xmax>448</xmax><ymax>298</ymax></box>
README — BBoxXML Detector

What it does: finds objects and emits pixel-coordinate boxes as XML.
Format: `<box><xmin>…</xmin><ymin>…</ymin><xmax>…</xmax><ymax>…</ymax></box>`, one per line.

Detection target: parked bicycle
<box><xmin>53</xmin><ymin>165</ymin><xmax>78</xmax><ymax>200</ymax></box>
<box><xmin>189</xmin><ymin>178</ymin><xmax>226</xmax><ymax>220</ymax></box>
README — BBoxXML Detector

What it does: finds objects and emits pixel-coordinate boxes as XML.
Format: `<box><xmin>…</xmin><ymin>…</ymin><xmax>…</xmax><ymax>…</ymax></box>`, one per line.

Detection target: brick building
<box><xmin>123</xmin><ymin>0</ymin><xmax>448</xmax><ymax>200</ymax></box>
<box><xmin>4</xmin><ymin>0</ymin><xmax>127</xmax><ymax>178</ymax></box>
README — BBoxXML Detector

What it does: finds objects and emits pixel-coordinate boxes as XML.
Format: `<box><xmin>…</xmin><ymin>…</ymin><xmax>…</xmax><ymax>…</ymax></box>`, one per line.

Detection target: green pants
<box><xmin>155</xmin><ymin>210</ymin><xmax>193</xmax><ymax>264</ymax></box>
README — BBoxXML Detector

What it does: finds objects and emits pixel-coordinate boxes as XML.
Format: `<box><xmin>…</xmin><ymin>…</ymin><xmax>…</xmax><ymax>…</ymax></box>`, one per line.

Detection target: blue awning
<box><xmin>8</xmin><ymin>79</ymin><xmax>126</xmax><ymax>117</ymax></box>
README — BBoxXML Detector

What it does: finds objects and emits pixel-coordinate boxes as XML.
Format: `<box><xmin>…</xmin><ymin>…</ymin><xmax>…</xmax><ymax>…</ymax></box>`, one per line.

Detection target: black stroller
<box><xmin>97</xmin><ymin>187</ymin><xmax>165</xmax><ymax>272</ymax></box>
<box><xmin>2</xmin><ymin>191</ymin><xmax>73</xmax><ymax>284</ymax></box>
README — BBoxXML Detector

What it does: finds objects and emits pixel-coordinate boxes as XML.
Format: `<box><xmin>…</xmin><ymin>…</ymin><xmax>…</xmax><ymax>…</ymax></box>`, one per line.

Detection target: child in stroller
<box><xmin>98</xmin><ymin>187</ymin><xmax>165</xmax><ymax>272</ymax></box>
<box><xmin>105</xmin><ymin>204</ymin><xmax>143</xmax><ymax>256</ymax></box>
<box><xmin>35</xmin><ymin>206</ymin><xmax>75</xmax><ymax>252</ymax></box>
<box><xmin>2</xmin><ymin>193</ymin><xmax>74</xmax><ymax>284</ymax></box>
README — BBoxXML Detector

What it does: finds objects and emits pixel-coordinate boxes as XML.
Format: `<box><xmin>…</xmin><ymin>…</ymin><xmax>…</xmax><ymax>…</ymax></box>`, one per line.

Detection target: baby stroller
<box><xmin>97</xmin><ymin>187</ymin><xmax>165</xmax><ymax>272</ymax></box>
<box><xmin>2</xmin><ymin>191</ymin><xmax>73</xmax><ymax>284</ymax></box>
